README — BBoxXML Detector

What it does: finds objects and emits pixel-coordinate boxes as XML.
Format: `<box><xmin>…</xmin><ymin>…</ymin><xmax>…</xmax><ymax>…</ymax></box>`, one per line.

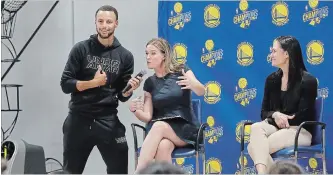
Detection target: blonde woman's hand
<box><xmin>129</xmin><ymin>96</ymin><xmax>143</xmax><ymax>112</ymax></box>
<box><xmin>177</xmin><ymin>69</ymin><xmax>195</xmax><ymax>89</ymax></box>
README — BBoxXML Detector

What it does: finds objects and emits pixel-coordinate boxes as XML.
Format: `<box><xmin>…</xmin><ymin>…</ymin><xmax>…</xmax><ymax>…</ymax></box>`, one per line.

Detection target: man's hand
<box><xmin>93</xmin><ymin>65</ymin><xmax>107</xmax><ymax>86</ymax></box>
<box><xmin>123</xmin><ymin>76</ymin><xmax>143</xmax><ymax>97</ymax></box>
<box><xmin>76</xmin><ymin>65</ymin><xmax>107</xmax><ymax>92</ymax></box>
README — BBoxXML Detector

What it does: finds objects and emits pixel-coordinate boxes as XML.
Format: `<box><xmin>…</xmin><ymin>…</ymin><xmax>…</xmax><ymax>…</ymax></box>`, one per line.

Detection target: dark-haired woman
<box><xmin>247</xmin><ymin>36</ymin><xmax>317</xmax><ymax>174</ymax></box>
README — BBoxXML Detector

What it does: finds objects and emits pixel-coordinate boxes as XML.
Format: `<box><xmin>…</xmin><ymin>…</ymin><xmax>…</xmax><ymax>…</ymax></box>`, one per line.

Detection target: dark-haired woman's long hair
<box><xmin>275</xmin><ymin>36</ymin><xmax>307</xmax><ymax>90</ymax></box>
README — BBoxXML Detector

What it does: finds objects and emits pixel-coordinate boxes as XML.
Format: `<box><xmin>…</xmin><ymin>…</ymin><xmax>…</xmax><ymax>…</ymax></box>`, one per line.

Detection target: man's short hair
<box><xmin>95</xmin><ymin>5</ymin><xmax>118</xmax><ymax>20</ymax></box>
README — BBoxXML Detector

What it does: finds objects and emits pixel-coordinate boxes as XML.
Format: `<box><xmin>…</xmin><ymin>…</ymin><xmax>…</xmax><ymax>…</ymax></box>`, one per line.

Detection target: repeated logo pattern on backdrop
<box><xmin>158</xmin><ymin>0</ymin><xmax>332</xmax><ymax>174</ymax></box>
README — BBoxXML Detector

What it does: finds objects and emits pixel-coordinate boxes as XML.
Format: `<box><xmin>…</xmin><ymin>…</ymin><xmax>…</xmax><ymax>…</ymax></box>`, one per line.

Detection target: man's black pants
<box><xmin>62</xmin><ymin>114</ymin><xmax>128</xmax><ymax>174</ymax></box>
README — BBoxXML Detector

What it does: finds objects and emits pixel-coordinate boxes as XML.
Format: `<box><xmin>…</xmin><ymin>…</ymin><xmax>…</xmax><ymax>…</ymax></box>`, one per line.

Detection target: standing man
<box><xmin>60</xmin><ymin>5</ymin><xmax>141</xmax><ymax>174</ymax></box>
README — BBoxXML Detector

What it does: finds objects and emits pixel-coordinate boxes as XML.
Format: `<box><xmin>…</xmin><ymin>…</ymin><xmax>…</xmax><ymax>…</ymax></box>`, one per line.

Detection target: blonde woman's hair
<box><xmin>146</xmin><ymin>38</ymin><xmax>183</xmax><ymax>73</ymax></box>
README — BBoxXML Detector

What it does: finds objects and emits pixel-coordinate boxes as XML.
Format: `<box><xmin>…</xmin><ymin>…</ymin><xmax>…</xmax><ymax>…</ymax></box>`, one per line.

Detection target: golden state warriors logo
<box><xmin>237</xmin><ymin>42</ymin><xmax>254</xmax><ymax>66</ymax></box>
<box><xmin>204</xmin><ymin>4</ymin><xmax>221</xmax><ymax>28</ymax></box>
<box><xmin>234</xmin><ymin>78</ymin><xmax>257</xmax><ymax>106</ymax></box>
<box><xmin>267</xmin><ymin>46</ymin><xmax>272</xmax><ymax>63</ymax></box>
<box><xmin>176</xmin><ymin>158</ymin><xmax>185</xmax><ymax>166</ymax></box>
<box><xmin>303</xmin><ymin>0</ymin><xmax>329</xmax><ymax>26</ymax></box>
<box><xmin>306</xmin><ymin>40</ymin><xmax>324</xmax><ymax>65</ymax></box>
<box><xmin>206</xmin><ymin>157</ymin><xmax>222</xmax><ymax>174</ymax></box>
<box><xmin>235</xmin><ymin>155</ymin><xmax>256</xmax><ymax>175</ymax></box>
<box><xmin>239</xmin><ymin>156</ymin><xmax>248</xmax><ymax>167</ymax></box>
<box><xmin>309</xmin><ymin>158</ymin><xmax>318</xmax><ymax>169</ymax></box>
<box><xmin>201</xmin><ymin>39</ymin><xmax>223</xmax><ymax>67</ymax></box>
<box><xmin>205</xmin><ymin>116</ymin><xmax>224</xmax><ymax>144</ymax></box>
<box><xmin>175</xmin><ymin>158</ymin><xmax>194</xmax><ymax>174</ymax></box>
<box><xmin>235</xmin><ymin>120</ymin><xmax>252</xmax><ymax>143</ymax></box>
<box><xmin>267</xmin><ymin>54</ymin><xmax>271</xmax><ymax>63</ymax></box>
<box><xmin>173</xmin><ymin>43</ymin><xmax>187</xmax><ymax>64</ymax></box>
<box><xmin>233</xmin><ymin>0</ymin><xmax>258</xmax><ymax>29</ymax></box>
<box><xmin>168</xmin><ymin>2</ymin><xmax>192</xmax><ymax>30</ymax></box>
<box><xmin>204</xmin><ymin>81</ymin><xmax>222</xmax><ymax>104</ymax></box>
<box><xmin>272</xmin><ymin>1</ymin><xmax>289</xmax><ymax>26</ymax></box>
<box><xmin>317</xmin><ymin>78</ymin><xmax>329</xmax><ymax>99</ymax></box>
<box><xmin>235</xmin><ymin>154</ymin><xmax>257</xmax><ymax>174</ymax></box>
<box><xmin>305</xmin><ymin>157</ymin><xmax>323</xmax><ymax>174</ymax></box>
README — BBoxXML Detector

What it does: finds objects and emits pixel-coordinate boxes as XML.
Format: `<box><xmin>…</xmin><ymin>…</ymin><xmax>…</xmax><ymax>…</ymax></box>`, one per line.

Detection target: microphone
<box><xmin>122</xmin><ymin>70</ymin><xmax>147</xmax><ymax>93</ymax></box>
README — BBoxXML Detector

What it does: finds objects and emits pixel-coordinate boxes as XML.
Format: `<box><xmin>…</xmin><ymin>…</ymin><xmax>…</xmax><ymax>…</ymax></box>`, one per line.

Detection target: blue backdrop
<box><xmin>158</xmin><ymin>0</ymin><xmax>332</xmax><ymax>174</ymax></box>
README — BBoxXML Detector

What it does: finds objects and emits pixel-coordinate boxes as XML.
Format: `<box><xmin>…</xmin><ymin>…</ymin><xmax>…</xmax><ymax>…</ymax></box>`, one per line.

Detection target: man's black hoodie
<box><xmin>60</xmin><ymin>34</ymin><xmax>134</xmax><ymax>118</ymax></box>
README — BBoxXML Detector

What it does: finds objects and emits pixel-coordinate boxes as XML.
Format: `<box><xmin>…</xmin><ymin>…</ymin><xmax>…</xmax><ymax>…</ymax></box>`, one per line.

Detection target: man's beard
<box><xmin>97</xmin><ymin>29</ymin><xmax>114</xmax><ymax>39</ymax></box>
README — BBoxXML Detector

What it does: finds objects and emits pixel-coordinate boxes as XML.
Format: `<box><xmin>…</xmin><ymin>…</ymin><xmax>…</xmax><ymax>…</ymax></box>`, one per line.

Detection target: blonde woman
<box><xmin>129</xmin><ymin>38</ymin><xmax>205</xmax><ymax>171</ymax></box>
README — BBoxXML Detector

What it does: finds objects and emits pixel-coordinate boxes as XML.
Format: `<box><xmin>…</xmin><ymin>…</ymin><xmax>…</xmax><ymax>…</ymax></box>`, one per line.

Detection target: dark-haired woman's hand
<box><xmin>273</xmin><ymin>112</ymin><xmax>294</xmax><ymax>129</ymax></box>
